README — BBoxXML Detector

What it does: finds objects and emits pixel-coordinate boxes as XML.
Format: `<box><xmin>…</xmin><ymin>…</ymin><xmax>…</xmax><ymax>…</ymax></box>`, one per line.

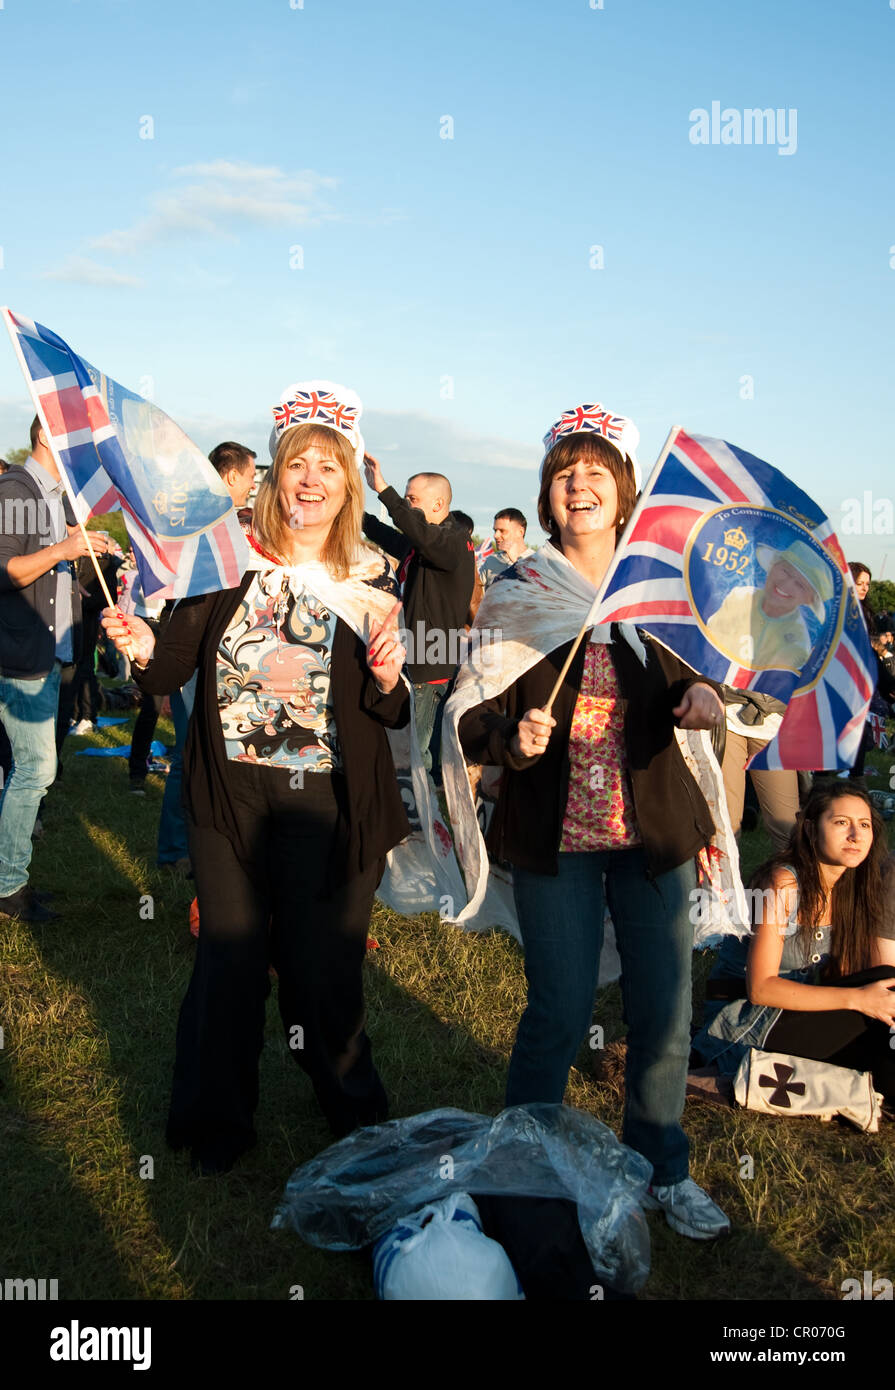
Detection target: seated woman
<box><xmin>447</xmin><ymin>401</ymin><xmax>732</xmax><ymax>1240</ymax></box>
<box><xmin>693</xmin><ymin>783</ymin><xmax>895</xmax><ymax>1107</ymax></box>
<box><xmin>102</xmin><ymin>381</ymin><xmax>410</xmax><ymax>1173</ymax></box>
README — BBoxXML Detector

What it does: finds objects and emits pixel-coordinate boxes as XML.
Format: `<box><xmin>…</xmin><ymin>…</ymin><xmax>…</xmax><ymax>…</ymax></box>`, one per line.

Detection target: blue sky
<box><xmin>1</xmin><ymin>0</ymin><xmax>893</xmax><ymax>565</ymax></box>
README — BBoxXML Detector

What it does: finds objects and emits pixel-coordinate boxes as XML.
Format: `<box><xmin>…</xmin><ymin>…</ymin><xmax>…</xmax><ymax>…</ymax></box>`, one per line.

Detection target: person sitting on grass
<box><xmin>692</xmin><ymin>783</ymin><xmax>895</xmax><ymax>1108</ymax></box>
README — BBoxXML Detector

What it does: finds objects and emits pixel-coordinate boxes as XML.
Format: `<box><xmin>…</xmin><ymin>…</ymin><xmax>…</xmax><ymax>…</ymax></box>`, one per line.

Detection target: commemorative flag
<box><xmin>2</xmin><ymin>308</ymin><xmax>249</xmax><ymax>598</ymax></box>
<box><xmin>590</xmin><ymin>428</ymin><xmax>874</xmax><ymax>770</ymax></box>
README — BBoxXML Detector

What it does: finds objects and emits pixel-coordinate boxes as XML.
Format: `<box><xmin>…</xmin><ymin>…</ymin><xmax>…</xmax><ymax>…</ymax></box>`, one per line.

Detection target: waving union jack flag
<box><xmin>590</xmin><ymin>429</ymin><xmax>874</xmax><ymax>771</ymax></box>
<box><xmin>2</xmin><ymin>308</ymin><xmax>249</xmax><ymax>599</ymax></box>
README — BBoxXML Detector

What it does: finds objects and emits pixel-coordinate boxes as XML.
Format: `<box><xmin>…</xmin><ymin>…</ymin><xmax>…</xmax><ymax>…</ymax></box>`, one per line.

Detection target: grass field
<box><xmin>1</xmin><ymin>706</ymin><xmax>893</xmax><ymax>1302</ymax></box>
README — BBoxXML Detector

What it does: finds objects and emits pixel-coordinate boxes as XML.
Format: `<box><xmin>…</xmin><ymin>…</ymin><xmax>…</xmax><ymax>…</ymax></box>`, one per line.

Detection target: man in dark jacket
<box><xmin>362</xmin><ymin>456</ymin><xmax>475</xmax><ymax>772</ymax></box>
<box><xmin>0</xmin><ymin>418</ymin><xmax>108</xmax><ymax>921</ymax></box>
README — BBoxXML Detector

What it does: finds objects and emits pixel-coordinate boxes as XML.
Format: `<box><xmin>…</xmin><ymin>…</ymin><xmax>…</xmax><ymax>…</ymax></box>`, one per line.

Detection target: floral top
<box><xmin>559</xmin><ymin>642</ymin><xmax>641</xmax><ymax>852</ymax></box>
<box><xmin>217</xmin><ymin>569</ymin><xmax>341</xmax><ymax>773</ymax></box>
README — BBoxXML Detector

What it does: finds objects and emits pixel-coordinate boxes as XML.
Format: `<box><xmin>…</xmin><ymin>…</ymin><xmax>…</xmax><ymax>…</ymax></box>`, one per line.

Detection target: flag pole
<box><xmin>1</xmin><ymin>309</ymin><xmax>134</xmax><ymax>652</ymax></box>
<box><xmin>43</xmin><ymin>445</ymin><xmax>136</xmax><ymax>658</ymax></box>
<box><xmin>542</xmin><ymin>425</ymin><xmax>682</xmax><ymax>716</ymax></box>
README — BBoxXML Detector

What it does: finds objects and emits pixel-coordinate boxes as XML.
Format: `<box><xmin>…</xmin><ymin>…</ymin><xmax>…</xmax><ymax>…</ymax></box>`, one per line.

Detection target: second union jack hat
<box><xmin>542</xmin><ymin>402</ymin><xmax>641</xmax><ymax>490</ymax></box>
<box><xmin>268</xmin><ymin>379</ymin><xmax>365</xmax><ymax>464</ymax></box>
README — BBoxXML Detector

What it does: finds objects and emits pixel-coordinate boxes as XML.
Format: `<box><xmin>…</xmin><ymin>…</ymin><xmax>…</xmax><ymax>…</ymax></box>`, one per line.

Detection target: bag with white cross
<box><xmin>733</xmin><ymin>1049</ymin><xmax>884</xmax><ymax>1133</ymax></box>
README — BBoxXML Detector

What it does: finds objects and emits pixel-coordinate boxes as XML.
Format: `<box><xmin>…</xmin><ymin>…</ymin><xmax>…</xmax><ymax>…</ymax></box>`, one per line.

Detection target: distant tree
<box><xmin>868</xmin><ymin>579</ymin><xmax>895</xmax><ymax>615</ymax></box>
<box><xmin>86</xmin><ymin>513</ymin><xmax>129</xmax><ymax>552</ymax></box>
<box><xmin>4</xmin><ymin>447</ymin><xmax>29</xmax><ymax>467</ymax></box>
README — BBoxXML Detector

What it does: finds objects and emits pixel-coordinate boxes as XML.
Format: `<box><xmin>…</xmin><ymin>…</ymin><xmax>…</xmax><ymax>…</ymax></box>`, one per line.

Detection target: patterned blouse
<box><xmin>217</xmin><ymin>569</ymin><xmax>341</xmax><ymax>773</ymax></box>
<box><xmin>559</xmin><ymin>642</ymin><xmax>641</xmax><ymax>852</ymax></box>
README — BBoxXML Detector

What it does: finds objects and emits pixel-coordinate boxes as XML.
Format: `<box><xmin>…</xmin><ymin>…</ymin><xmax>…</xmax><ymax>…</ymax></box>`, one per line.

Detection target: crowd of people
<box><xmin>1</xmin><ymin>388</ymin><xmax>893</xmax><ymax>1244</ymax></box>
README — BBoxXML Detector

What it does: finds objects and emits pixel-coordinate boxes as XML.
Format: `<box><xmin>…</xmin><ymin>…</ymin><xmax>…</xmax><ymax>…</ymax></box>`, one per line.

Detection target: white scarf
<box><xmin>441</xmin><ymin>541</ymin><xmax>748</xmax><ymax>951</ymax></box>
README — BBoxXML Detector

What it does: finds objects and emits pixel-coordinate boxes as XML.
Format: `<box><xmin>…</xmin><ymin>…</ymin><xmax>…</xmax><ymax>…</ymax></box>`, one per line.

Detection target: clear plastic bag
<box><xmin>272</xmin><ymin>1103</ymin><xmax>653</xmax><ymax>1292</ymax></box>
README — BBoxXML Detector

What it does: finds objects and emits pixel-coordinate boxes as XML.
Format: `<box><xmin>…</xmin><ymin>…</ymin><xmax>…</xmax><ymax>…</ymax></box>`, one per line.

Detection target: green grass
<box><xmin>1</xmin><ymin>714</ymin><xmax>894</xmax><ymax>1301</ymax></box>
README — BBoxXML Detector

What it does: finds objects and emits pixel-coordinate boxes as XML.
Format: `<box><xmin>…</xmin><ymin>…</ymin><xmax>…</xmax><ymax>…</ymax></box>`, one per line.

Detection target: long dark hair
<box><xmin>849</xmin><ymin>559</ymin><xmax>876</xmax><ymax>637</ymax></box>
<box><xmin>750</xmin><ymin>782</ymin><xmax>888</xmax><ymax>977</ymax></box>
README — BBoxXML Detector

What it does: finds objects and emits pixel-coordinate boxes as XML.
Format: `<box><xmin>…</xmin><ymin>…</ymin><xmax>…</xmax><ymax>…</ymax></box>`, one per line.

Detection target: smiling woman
<box><xmin>101</xmin><ymin>380</ymin><xmax>411</xmax><ymax>1174</ymax></box>
<box><xmin>252</xmin><ymin>423</ymin><xmax>364</xmax><ymax>579</ymax></box>
<box><xmin>449</xmin><ymin>400</ymin><xmax>732</xmax><ymax>1241</ymax></box>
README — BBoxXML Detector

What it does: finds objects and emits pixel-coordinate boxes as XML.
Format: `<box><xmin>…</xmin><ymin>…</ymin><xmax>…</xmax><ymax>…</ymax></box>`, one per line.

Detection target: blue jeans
<box><xmin>0</xmin><ymin>663</ymin><xmax>62</xmax><ymax>896</ymax></box>
<box><xmin>412</xmin><ymin>682</ymin><xmax>448</xmax><ymax>774</ymax></box>
<box><xmin>157</xmin><ymin>689</ymin><xmax>189</xmax><ymax>865</ymax></box>
<box><xmin>508</xmin><ymin>847</ymin><xmax>696</xmax><ymax>1186</ymax></box>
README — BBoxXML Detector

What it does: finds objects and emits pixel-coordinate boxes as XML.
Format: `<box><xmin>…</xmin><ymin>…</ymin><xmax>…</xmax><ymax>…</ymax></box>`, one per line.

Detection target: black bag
<box><xmin>474</xmin><ymin>1194</ymin><xmax>635</xmax><ymax>1302</ymax></box>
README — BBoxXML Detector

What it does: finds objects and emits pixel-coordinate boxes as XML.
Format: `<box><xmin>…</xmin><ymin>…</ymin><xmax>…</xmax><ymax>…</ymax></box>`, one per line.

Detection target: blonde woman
<box><xmin>103</xmin><ymin>382</ymin><xmax>409</xmax><ymax>1173</ymax></box>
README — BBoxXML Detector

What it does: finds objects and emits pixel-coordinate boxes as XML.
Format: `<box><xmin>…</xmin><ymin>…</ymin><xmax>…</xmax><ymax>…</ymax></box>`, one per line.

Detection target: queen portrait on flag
<box><xmin>102</xmin><ymin>380</ymin><xmax>411</xmax><ymax>1175</ymax></box>
<box><xmin>442</xmin><ymin>401</ymin><xmax>734</xmax><ymax>1241</ymax></box>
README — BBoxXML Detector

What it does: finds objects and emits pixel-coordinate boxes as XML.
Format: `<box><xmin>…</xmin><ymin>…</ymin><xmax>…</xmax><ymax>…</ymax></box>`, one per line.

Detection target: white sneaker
<box><xmin>71</xmin><ymin>719</ymin><xmax>95</xmax><ymax>736</ymax></box>
<box><xmin>642</xmin><ymin>1178</ymin><xmax>730</xmax><ymax>1240</ymax></box>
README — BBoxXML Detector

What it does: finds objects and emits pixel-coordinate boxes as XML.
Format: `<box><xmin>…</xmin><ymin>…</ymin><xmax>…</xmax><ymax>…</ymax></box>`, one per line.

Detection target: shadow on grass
<box><xmin>5</xmin><ymin>731</ymin><xmax>893</xmax><ymax>1300</ymax></box>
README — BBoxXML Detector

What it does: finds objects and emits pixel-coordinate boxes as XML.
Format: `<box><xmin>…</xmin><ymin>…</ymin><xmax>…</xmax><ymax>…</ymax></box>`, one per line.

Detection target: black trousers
<box><xmin>764</xmin><ymin>965</ymin><xmax>895</xmax><ymax>1103</ymax></box>
<box><xmin>167</xmin><ymin>762</ymin><xmax>387</xmax><ymax>1168</ymax></box>
<box><xmin>56</xmin><ymin>610</ymin><xmax>104</xmax><ymax>759</ymax></box>
<box><xmin>128</xmin><ymin>620</ymin><xmax>162</xmax><ymax>777</ymax></box>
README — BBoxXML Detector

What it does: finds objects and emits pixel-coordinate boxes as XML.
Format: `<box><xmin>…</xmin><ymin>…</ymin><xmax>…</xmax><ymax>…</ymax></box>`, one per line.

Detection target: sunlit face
<box><xmin>493</xmin><ymin>517</ymin><xmax>525</xmax><ymax>555</ymax></box>
<box><xmin>548</xmin><ymin>457</ymin><xmax>619</xmax><ymax>540</ymax></box>
<box><xmin>814</xmin><ymin>796</ymin><xmax>874</xmax><ymax>869</ymax></box>
<box><xmin>227</xmin><ymin>464</ymin><xmax>255</xmax><ymax>510</ymax></box>
<box><xmin>404</xmin><ymin>478</ymin><xmax>440</xmax><ymax>523</ymax></box>
<box><xmin>279</xmin><ymin>442</ymin><xmax>347</xmax><ymax>535</ymax></box>
<box><xmin>761</xmin><ymin>559</ymin><xmax>818</xmax><ymax>619</ymax></box>
<box><xmin>853</xmin><ymin>570</ymin><xmax>871</xmax><ymax>601</ymax></box>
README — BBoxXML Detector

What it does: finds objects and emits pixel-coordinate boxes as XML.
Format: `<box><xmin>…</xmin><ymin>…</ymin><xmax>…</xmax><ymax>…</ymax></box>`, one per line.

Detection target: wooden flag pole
<box><xmin>1</xmin><ymin>307</ymin><xmax>137</xmax><ymax>657</ymax></box>
<box><xmin>542</xmin><ymin>608</ymin><xmax>597</xmax><ymax>716</ymax></box>
<box><xmin>541</xmin><ymin>425</ymin><xmax>682</xmax><ymax>717</ymax></box>
<box><xmin>37</xmin><ymin>425</ymin><xmax>135</xmax><ymax>658</ymax></box>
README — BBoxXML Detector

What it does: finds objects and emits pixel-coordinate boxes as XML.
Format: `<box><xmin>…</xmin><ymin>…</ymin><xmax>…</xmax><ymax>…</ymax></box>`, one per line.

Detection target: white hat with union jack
<box><xmin>268</xmin><ymin>379</ymin><xmax>365</xmax><ymax>464</ymax></box>
<box><xmin>542</xmin><ymin>402</ymin><xmax>641</xmax><ymax>490</ymax></box>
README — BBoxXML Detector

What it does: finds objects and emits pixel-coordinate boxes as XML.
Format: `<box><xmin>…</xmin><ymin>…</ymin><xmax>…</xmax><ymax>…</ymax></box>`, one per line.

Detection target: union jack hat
<box><xmin>268</xmin><ymin>379</ymin><xmax>365</xmax><ymax>464</ymax></box>
<box><xmin>542</xmin><ymin>402</ymin><xmax>641</xmax><ymax>490</ymax></box>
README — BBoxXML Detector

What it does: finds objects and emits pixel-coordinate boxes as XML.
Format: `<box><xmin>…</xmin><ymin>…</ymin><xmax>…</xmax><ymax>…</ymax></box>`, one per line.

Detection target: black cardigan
<box><xmin>458</xmin><ymin>628</ymin><xmax>719</xmax><ymax>878</ymax></box>
<box><xmin>363</xmin><ymin>489</ymin><xmax>476</xmax><ymax>683</ymax></box>
<box><xmin>133</xmin><ymin>572</ymin><xmax>411</xmax><ymax>875</ymax></box>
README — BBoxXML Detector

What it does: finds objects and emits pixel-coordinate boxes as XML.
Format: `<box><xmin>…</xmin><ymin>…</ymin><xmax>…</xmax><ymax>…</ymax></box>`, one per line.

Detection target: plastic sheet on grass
<box><xmin>272</xmin><ymin>1103</ymin><xmax>652</xmax><ymax>1292</ymax></box>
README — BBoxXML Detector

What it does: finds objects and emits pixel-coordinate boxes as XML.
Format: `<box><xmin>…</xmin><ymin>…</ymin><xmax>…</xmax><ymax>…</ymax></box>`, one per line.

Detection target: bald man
<box><xmin>363</xmin><ymin>458</ymin><xmax>475</xmax><ymax>774</ymax></box>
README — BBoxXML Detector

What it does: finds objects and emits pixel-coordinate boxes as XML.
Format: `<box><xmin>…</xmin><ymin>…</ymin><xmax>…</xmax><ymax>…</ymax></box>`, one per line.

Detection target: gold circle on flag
<box><xmin>681</xmin><ymin>505</ymin><xmax>845</xmax><ymax>687</ymax></box>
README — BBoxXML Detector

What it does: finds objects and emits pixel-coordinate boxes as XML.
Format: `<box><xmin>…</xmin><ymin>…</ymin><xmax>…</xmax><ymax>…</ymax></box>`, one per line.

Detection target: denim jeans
<box><xmin>508</xmin><ymin>847</ymin><xmax>696</xmax><ymax>1186</ymax></box>
<box><xmin>412</xmin><ymin>681</ymin><xmax>448</xmax><ymax>774</ymax></box>
<box><xmin>0</xmin><ymin>662</ymin><xmax>62</xmax><ymax>896</ymax></box>
<box><xmin>157</xmin><ymin>689</ymin><xmax>189</xmax><ymax>865</ymax></box>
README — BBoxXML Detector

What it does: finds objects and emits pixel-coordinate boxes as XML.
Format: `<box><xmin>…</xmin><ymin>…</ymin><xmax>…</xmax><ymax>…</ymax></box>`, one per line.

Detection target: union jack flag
<box><xmin>543</xmin><ymin>403</ymin><xmax>627</xmax><ymax>452</ymax></box>
<box><xmin>590</xmin><ymin>429</ymin><xmax>874</xmax><ymax>771</ymax></box>
<box><xmin>2</xmin><ymin>308</ymin><xmax>249</xmax><ymax>599</ymax></box>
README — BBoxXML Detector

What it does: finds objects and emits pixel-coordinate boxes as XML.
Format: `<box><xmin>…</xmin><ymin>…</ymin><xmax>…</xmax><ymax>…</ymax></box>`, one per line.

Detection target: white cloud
<box><xmin>39</xmin><ymin>256</ymin><xmax>143</xmax><ymax>287</ymax></box>
<box><xmin>90</xmin><ymin>160</ymin><xmax>341</xmax><ymax>255</ymax></box>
